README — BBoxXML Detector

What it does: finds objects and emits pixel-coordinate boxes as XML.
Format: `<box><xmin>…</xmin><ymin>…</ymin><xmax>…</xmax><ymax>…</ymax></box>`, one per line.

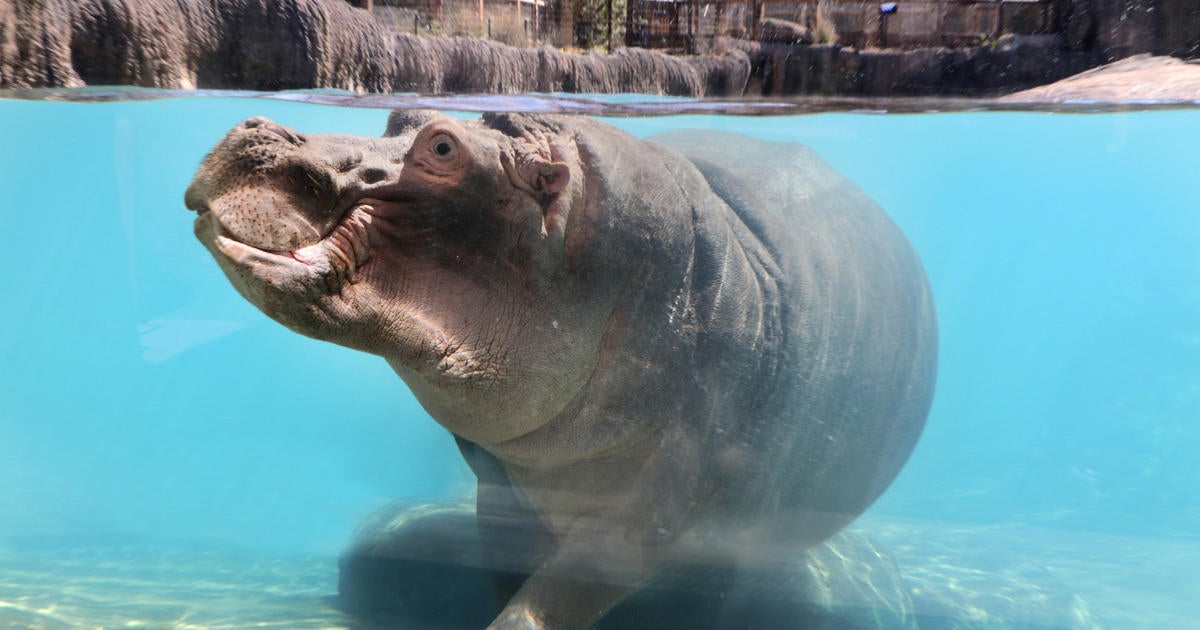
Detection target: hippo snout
<box><xmin>183</xmin><ymin>119</ymin><xmax>335</xmax><ymax>251</ymax></box>
<box><xmin>185</xmin><ymin>117</ymin><xmax>415</xmax><ymax>253</ymax></box>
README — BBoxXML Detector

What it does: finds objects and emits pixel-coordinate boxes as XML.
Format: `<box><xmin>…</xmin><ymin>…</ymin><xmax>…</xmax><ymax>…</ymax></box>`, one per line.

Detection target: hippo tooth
<box><xmin>291</xmin><ymin>247</ymin><xmax>318</xmax><ymax>266</ymax></box>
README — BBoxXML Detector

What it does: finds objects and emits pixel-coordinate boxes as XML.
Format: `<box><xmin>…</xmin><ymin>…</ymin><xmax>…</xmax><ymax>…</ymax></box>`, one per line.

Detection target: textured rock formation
<box><xmin>0</xmin><ymin>0</ymin><xmax>748</xmax><ymax>95</ymax></box>
<box><xmin>1</xmin><ymin>0</ymin><xmax>396</xmax><ymax>90</ymax></box>
<box><xmin>732</xmin><ymin>39</ymin><xmax>1101</xmax><ymax>97</ymax></box>
<box><xmin>1001</xmin><ymin>54</ymin><xmax>1200</xmax><ymax>102</ymax></box>
<box><xmin>1</xmin><ymin>0</ymin><xmax>81</xmax><ymax>87</ymax></box>
<box><xmin>3</xmin><ymin>0</ymin><xmax>1190</xmax><ymax>98</ymax></box>
<box><xmin>757</xmin><ymin>18</ymin><xmax>813</xmax><ymax>46</ymax></box>
<box><xmin>390</xmin><ymin>33</ymin><xmax>749</xmax><ymax>95</ymax></box>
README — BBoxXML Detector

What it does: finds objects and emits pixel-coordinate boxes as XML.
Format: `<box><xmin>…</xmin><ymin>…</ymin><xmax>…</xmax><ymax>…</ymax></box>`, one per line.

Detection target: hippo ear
<box><xmin>533</xmin><ymin>161</ymin><xmax>570</xmax><ymax>197</ymax></box>
<box><xmin>384</xmin><ymin>109</ymin><xmax>439</xmax><ymax>137</ymax></box>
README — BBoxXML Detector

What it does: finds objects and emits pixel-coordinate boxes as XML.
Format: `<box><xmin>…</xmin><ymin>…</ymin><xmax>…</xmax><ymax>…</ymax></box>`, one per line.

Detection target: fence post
<box><xmin>878</xmin><ymin>2</ymin><xmax>897</xmax><ymax>48</ymax></box>
<box><xmin>750</xmin><ymin>0</ymin><xmax>762</xmax><ymax>40</ymax></box>
<box><xmin>673</xmin><ymin>1</ymin><xmax>679</xmax><ymax>48</ymax></box>
<box><xmin>714</xmin><ymin>0</ymin><xmax>726</xmax><ymax>48</ymax></box>
<box><xmin>607</xmin><ymin>0</ymin><xmax>614</xmax><ymax>51</ymax></box>
<box><xmin>935</xmin><ymin>0</ymin><xmax>944</xmax><ymax>46</ymax></box>
<box><xmin>994</xmin><ymin>0</ymin><xmax>1002</xmax><ymax>41</ymax></box>
<box><xmin>689</xmin><ymin>0</ymin><xmax>698</xmax><ymax>53</ymax></box>
<box><xmin>625</xmin><ymin>0</ymin><xmax>634</xmax><ymax>47</ymax></box>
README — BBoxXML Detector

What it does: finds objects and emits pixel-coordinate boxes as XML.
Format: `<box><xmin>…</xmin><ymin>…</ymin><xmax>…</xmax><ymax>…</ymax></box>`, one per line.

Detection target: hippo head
<box><xmin>185</xmin><ymin>111</ymin><xmax>647</xmax><ymax>446</ymax></box>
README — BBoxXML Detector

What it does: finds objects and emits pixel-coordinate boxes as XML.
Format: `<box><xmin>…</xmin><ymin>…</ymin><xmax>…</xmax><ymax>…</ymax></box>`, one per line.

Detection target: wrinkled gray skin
<box><xmin>185</xmin><ymin>111</ymin><xmax>937</xmax><ymax>630</ymax></box>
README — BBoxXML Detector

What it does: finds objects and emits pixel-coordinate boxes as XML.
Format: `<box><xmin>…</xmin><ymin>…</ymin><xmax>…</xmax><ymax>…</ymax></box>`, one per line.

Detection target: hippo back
<box><xmin>651</xmin><ymin>130</ymin><xmax>937</xmax><ymax>544</ymax></box>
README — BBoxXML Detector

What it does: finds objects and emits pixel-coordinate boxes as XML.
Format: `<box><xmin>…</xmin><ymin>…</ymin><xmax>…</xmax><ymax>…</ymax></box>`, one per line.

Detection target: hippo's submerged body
<box><xmin>186</xmin><ymin>112</ymin><xmax>936</xmax><ymax>629</ymax></box>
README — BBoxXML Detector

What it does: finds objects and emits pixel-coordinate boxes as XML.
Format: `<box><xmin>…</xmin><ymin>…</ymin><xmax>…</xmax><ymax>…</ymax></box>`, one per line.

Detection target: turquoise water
<box><xmin>1</xmin><ymin>96</ymin><xmax>1198</xmax><ymax>627</ymax></box>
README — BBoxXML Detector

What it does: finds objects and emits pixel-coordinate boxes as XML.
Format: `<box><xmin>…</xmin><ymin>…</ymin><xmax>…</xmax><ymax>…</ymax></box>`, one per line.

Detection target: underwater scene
<box><xmin>1</xmin><ymin>94</ymin><xmax>1198</xmax><ymax>629</ymax></box>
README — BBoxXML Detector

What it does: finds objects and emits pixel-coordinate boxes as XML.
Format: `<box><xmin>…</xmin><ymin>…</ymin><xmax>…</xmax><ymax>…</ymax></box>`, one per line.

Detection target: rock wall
<box><xmin>0</xmin><ymin>0</ymin><xmax>749</xmax><ymax>95</ymax></box>
<box><xmin>1054</xmin><ymin>0</ymin><xmax>1200</xmax><ymax>59</ymax></box>
<box><xmin>0</xmin><ymin>0</ymin><xmax>1169</xmax><ymax>97</ymax></box>
<box><xmin>733</xmin><ymin>40</ymin><xmax>1101</xmax><ymax>97</ymax></box>
<box><xmin>1</xmin><ymin>0</ymin><xmax>80</xmax><ymax>88</ymax></box>
<box><xmin>390</xmin><ymin>34</ymin><xmax>750</xmax><ymax>95</ymax></box>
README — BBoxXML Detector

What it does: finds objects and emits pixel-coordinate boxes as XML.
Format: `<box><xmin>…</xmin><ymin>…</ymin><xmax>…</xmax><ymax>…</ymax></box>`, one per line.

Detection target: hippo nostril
<box><xmin>242</xmin><ymin>117</ymin><xmax>303</xmax><ymax>145</ymax></box>
<box><xmin>265</xmin><ymin>123</ymin><xmax>303</xmax><ymax>145</ymax></box>
<box><xmin>359</xmin><ymin>167</ymin><xmax>388</xmax><ymax>184</ymax></box>
<box><xmin>184</xmin><ymin>185</ymin><xmax>210</xmax><ymax>215</ymax></box>
<box><xmin>241</xmin><ymin>116</ymin><xmax>270</xmax><ymax>130</ymax></box>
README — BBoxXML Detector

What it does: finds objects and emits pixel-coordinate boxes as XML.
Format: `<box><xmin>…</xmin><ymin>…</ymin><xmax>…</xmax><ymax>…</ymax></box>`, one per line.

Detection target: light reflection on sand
<box><xmin>0</xmin><ymin>546</ymin><xmax>350</xmax><ymax>629</ymax></box>
<box><xmin>1</xmin><ymin>519</ymin><xmax>1197</xmax><ymax>629</ymax></box>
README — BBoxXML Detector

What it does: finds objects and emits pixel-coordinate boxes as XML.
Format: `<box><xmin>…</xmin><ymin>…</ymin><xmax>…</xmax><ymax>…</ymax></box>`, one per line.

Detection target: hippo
<box><xmin>184</xmin><ymin>110</ymin><xmax>937</xmax><ymax>630</ymax></box>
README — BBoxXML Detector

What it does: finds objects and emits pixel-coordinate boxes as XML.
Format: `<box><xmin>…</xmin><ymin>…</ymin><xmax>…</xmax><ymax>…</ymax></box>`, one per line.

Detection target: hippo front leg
<box><xmin>488</xmin><ymin>421</ymin><xmax>700</xmax><ymax>630</ymax></box>
<box><xmin>486</xmin><ymin>524</ymin><xmax>652</xmax><ymax>630</ymax></box>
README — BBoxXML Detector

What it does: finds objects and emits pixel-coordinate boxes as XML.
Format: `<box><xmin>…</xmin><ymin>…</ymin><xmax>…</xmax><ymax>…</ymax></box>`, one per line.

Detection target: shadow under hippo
<box><xmin>337</xmin><ymin>501</ymin><xmax>917</xmax><ymax>629</ymax></box>
<box><xmin>184</xmin><ymin>111</ymin><xmax>937</xmax><ymax>629</ymax></box>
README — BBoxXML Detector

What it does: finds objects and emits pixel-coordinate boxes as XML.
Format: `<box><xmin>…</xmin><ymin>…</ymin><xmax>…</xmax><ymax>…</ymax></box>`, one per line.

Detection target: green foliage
<box><xmin>975</xmin><ymin>32</ymin><xmax>999</xmax><ymax>49</ymax></box>
<box><xmin>567</xmin><ymin>0</ymin><xmax>626</xmax><ymax>50</ymax></box>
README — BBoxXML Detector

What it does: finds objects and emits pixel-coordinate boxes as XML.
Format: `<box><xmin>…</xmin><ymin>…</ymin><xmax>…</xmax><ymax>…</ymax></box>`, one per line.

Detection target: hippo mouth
<box><xmin>185</xmin><ymin>115</ymin><xmax>406</xmax><ymax>260</ymax></box>
<box><xmin>191</xmin><ymin>191</ymin><xmax>362</xmax><ymax>257</ymax></box>
<box><xmin>192</xmin><ymin>194</ymin><xmax>380</xmax><ymax>294</ymax></box>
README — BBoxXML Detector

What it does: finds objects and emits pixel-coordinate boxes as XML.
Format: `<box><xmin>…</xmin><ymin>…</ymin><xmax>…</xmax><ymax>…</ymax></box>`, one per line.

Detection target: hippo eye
<box><xmin>430</xmin><ymin>134</ymin><xmax>456</xmax><ymax>158</ymax></box>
